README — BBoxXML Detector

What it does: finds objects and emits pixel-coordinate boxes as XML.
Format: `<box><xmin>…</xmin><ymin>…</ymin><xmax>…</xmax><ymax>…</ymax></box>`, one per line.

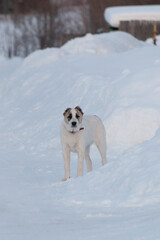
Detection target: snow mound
<box><xmin>0</xmin><ymin>32</ymin><xmax>159</xmax><ymax>156</ymax></box>
<box><xmin>56</xmin><ymin>127</ymin><xmax>160</xmax><ymax>207</ymax></box>
<box><xmin>62</xmin><ymin>31</ymin><xmax>145</xmax><ymax>55</ymax></box>
<box><xmin>23</xmin><ymin>31</ymin><xmax>145</xmax><ymax>69</ymax></box>
<box><xmin>105</xmin><ymin>62</ymin><xmax>160</xmax><ymax>150</ymax></box>
<box><xmin>0</xmin><ymin>31</ymin><xmax>160</xmax><ymax>208</ymax></box>
<box><xmin>104</xmin><ymin>5</ymin><xmax>160</xmax><ymax>28</ymax></box>
<box><xmin>1</xmin><ymin>31</ymin><xmax>160</xmax><ymax>239</ymax></box>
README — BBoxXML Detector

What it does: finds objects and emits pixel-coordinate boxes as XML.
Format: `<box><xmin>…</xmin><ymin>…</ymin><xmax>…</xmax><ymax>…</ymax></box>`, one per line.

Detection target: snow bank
<box><xmin>1</xmin><ymin>31</ymin><xmax>160</xmax><ymax>239</ymax></box>
<box><xmin>56</xmin><ymin>127</ymin><xmax>160</xmax><ymax>207</ymax></box>
<box><xmin>62</xmin><ymin>31</ymin><xmax>145</xmax><ymax>55</ymax></box>
<box><xmin>105</xmin><ymin>61</ymin><xmax>160</xmax><ymax>150</ymax></box>
<box><xmin>104</xmin><ymin>5</ymin><xmax>160</xmax><ymax>28</ymax></box>
<box><xmin>0</xmin><ymin>32</ymin><xmax>152</xmax><ymax>156</ymax></box>
<box><xmin>23</xmin><ymin>31</ymin><xmax>145</xmax><ymax>68</ymax></box>
<box><xmin>0</xmin><ymin>31</ymin><xmax>159</xmax><ymax>158</ymax></box>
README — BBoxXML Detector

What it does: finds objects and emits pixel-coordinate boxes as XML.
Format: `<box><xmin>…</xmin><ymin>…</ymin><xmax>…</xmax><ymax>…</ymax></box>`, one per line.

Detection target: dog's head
<box><xmin>63</xmin><ymin>106</ymin><xmax>84</xmax><ymax>133</ymax></box>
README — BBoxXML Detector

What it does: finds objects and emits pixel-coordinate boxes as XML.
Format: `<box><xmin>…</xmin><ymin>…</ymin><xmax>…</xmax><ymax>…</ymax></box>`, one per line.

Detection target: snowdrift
<box><xmin>57</xmin><ymin>127</ymin><xmax>160</xmax><ymax>207</ymax></box>
<box><xmin>0</xmin><ymin>31</ymin><xmax>160</xmax><ymax>209</ymax></box>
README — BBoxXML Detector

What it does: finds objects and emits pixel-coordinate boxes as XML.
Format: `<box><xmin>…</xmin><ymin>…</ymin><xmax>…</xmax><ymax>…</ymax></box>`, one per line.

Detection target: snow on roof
<box><xmin>104</xmin><ymin>5</ymin><xmax>160</xmax><ymax>28</ymax></box>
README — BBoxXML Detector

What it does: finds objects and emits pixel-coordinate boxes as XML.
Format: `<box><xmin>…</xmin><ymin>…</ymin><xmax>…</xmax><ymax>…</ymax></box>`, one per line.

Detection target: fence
<box><xmin>119</xmin><ymin>20</ymin><xmax>160</xmax><ymax>42</ymax></box>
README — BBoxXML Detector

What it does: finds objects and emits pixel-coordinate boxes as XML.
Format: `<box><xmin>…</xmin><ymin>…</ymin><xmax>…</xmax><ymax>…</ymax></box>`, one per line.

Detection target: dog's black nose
<box><xmin>72</xmin><ymin>121</ymin><xmax>77</xmax><ymax>127</ymax></box>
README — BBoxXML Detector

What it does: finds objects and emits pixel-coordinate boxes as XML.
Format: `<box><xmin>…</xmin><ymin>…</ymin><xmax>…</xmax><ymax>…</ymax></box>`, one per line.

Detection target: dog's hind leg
<box><xmin>96</xmin><ymin>142</ymin><xmax>107</xmax><ymax>166</ymax></box>
<box><xmin>77</xmin><ymin>150</ymin><xmax>85</xmax><ymax>177</ymax></box>
<box><xmin>85</xmin><ymin>146</ymin><xmax>92</xmax><ymax>172</ymax></box>
<box><xmin>95</xmin><ymin>125</ymin><xmax>107</xmax><ymax>166</ymax></box>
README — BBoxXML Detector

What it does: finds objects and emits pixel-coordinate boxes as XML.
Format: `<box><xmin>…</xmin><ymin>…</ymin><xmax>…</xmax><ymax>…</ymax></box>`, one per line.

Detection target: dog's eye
<box><xmin>76</xmin><ymin>114</ymin><xmax>80</xmax><ymax>119</ymax></box>
<box><xmin>67</xmin><ymin>114</ymin><xmax>72</xmax><ymax>121</ymax></box>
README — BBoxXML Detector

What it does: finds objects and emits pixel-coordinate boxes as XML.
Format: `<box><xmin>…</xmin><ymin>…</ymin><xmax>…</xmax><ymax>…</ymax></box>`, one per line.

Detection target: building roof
<box><xmin>104</xmin><ymin>5</ymin><xmax>160</xmax><ymax>28</ymax></box>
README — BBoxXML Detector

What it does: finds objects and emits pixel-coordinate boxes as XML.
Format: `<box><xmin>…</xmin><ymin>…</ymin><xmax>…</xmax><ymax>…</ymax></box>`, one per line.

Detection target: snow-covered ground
<box><xmin>0</xmin><ymin>31</ymin><xmax>160</xmax><ymax>240</ymax></box>
<box><xmin>104</xmin><ymin>5</ymin><xmax>160</xmax><ymax>28</ymax></box>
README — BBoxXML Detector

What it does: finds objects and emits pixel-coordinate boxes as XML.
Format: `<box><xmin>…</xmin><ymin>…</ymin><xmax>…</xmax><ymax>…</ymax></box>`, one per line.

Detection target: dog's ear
<box><xmin>63</xmin><ymin>108</ymin><xmax>71</xmax><ymax>116</ymax></box>
<box><xmin>75</xmin><ymin>106</ymin><xmax>84</xmax><ymax>116</ymax></box>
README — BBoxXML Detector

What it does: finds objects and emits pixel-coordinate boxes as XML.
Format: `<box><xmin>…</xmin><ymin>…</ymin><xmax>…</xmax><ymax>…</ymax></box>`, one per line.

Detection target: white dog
<box><xmin>61</xmin><ymin>106</ymin><xmax>107</xmax><ymax>181</ymax></box>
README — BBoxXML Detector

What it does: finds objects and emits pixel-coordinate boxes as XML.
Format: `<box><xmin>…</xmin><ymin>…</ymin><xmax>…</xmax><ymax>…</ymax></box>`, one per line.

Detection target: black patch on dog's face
<box><xmin>67</xmin><ymin>113</ymin><xmax>72</xmax><ymax>121</ymax></box>
<box><xmin>76</xmin><ymin>113</ymin><xmax>80</xmax><ymax>119</ymax></box>
<box><xmin>63</xmin><ymin>108</ymin><xmax>74</xmax><ymax>125</ymax></box>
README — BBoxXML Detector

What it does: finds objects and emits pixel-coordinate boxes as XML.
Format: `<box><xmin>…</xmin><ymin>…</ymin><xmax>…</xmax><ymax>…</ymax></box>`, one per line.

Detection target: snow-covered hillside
<box><xmin>0</xmin><ymin>31</ymin><xmax>160</xmax><ymax>240</ymax></box>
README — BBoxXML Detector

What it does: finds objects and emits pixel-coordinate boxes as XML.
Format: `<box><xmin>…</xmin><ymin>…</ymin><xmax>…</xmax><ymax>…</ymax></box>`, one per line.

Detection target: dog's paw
<box><xmin>62</xmin><ymin>177</ymin><xmax>70</xmax><ymax>182</ymax></box>
<box><xmin>62</xmin><ymin>177</ymin><xmax>67</xmax><ymax>182</ymax></box>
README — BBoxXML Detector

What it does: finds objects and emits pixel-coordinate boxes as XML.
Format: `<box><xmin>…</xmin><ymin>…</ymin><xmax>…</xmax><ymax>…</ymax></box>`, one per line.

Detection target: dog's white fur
<box><xmin>61</xmin><ymin>106</ymin><xmax>107</xmax><ymax>181</ymax></box>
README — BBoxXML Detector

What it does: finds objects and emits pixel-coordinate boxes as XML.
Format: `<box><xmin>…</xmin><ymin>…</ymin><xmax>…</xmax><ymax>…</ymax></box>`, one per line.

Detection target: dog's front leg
<box><xmin>77</xmin><ymin>150</ymin><xmax>85</xmax><ymax>177</ymax></box>
<box><xmin>62</xmin><ymin>147</ymin><xmax>70</xmax><ymax>181</ymax></box>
